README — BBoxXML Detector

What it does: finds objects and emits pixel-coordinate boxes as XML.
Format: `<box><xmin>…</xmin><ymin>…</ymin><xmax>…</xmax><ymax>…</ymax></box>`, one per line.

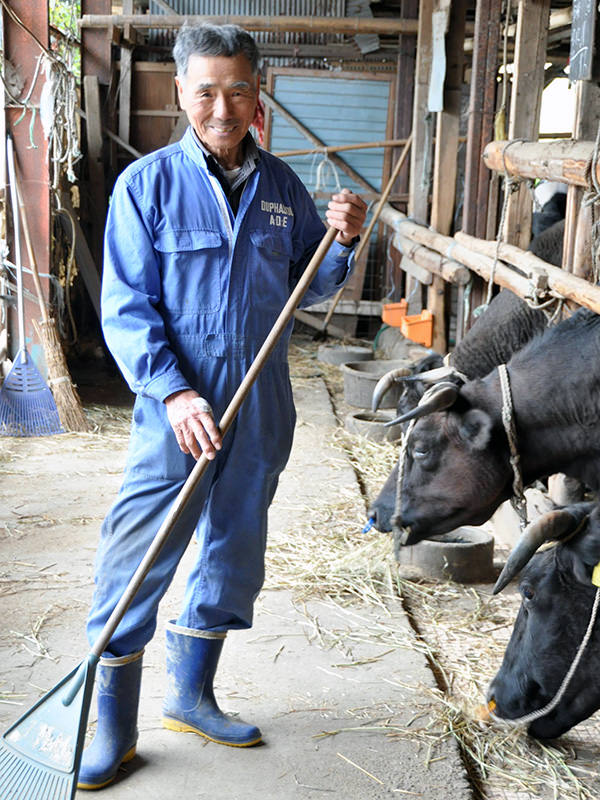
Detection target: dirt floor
<box><xmin>1</xmin><ymin>332</ymin><xmax>600</xmax><ymax>799</ymax></box>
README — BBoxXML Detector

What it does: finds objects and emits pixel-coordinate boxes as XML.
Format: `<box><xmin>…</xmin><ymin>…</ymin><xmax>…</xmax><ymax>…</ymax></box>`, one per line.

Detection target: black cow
<box><xmin>368</xmin><ymin>211</ymin><xmax>569</xmax><ymax>533</ymax></box>
<box><xmin>489</xmin><ymin>501</ymin><xmax>600</xmax><ymax>739</ymax></box>
<box><xmin>368</xmin><ymin>290</ymin><xmax>548</xmax><ymax>531</ymax></box>
<box><xmin>390</xmin><ymin>309</ymin><xmax>600</xmax><ymax>545</ymax></box>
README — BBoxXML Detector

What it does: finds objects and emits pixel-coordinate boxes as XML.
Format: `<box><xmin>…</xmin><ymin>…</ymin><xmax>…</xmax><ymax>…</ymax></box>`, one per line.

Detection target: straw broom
<box><xmin>11</xmin><ymin>158</ymin><xmax>89</xmax><ymax>432</ymax></box>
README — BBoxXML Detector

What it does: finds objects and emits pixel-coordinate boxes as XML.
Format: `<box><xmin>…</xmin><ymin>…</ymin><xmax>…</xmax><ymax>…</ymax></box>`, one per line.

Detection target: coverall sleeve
<box><xmin>101</xmin><ymin>176</ymin><xmax>192</xmax><ymax>402</ymax></box>
<box><xmin>288</xmin><ymin>181</ymin><xmax>356</xmax><ymax>308</ymax></box>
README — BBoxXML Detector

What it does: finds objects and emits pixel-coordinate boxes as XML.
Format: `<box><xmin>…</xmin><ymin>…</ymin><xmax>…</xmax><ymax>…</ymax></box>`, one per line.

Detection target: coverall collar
<box><xmin>182</xmin><ymin>126</ymin><xmax>260</xmax><ymax>189</ymax></box>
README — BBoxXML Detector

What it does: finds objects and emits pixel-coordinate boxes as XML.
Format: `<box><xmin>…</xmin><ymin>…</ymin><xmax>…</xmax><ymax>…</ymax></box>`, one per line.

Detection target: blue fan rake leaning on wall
<box><xmin>0</xmin><ymin>134</ymin><xmax>63</xmax><ymax>437</ymax></box>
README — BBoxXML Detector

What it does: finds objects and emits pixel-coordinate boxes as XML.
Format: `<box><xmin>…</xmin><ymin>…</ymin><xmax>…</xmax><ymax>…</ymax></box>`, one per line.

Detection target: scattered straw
<box><xmin>273</xmin><ymin>335</ymin><xmax>600</xmax><ymax>800</ymax></box>
<box><xmin>336</xmin><ymin>751</ymin><xmax>384</xmax><ymax>784</ymax></box>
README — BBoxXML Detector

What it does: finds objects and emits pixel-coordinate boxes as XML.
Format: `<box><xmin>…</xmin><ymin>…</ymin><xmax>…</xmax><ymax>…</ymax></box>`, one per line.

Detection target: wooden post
<box><xmin>83</xmin><ymin>75</ymin><xmax>106</xmax><ymax>270</ymax></box>
<box><xmin>462</xmin><ymin>0</ymin><xmax>502</xmax><ymax>327</ymax></box>
<box><xmin>428</xmin><ymin>0</ymin><xmax>467</xmax><ymax>353</ymax></box>
<box><xmin>463</xmin><ymin>0</ymin><xmax>501</xmax><ymax>239</ymax></box>
<box><xmin>81</xmin><ymin>0</ymin><xmax>112</xmax><ymax>86</ymax></box>
<box><xmin>565</xmin><ymin>81</ymin><xmax>600</xmax><ymax>275</ymax></box>
<box><xmin>503</xmin><ymin>0</ymin><xmax>550</xmax><ymax>250</ymax></box>
<box><xmin>4</xmin><ymin>1</ymin><xmax>50</xmax><ymax>362</ymax></box>
<box><xmin>388</xmin><ymin>0</ymin><xmax>418</xmax><ymax>303</ymax></box>
<box><xmin>118</xmin><ymin>0</ymin><xmax>134</xmax><ymax>149</ymax></box>
<box><xmin>393</xmin><ymin>0</ymin><xmax>418</xmax><ymax>200</ymax></box>
<box><xmin>405</xmin><ymin>0</ymin><xmax>434</xmax><ymax>313</ymax></box>
<box><xmin>409</xmin><ymin>0</ymin><xmax>433</xmax><ymax>227</ymax></box>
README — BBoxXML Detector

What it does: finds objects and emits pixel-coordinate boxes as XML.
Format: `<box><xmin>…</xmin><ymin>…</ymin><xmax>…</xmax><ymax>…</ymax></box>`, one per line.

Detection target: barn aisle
<box><xmin>4</xmin><ymin>334</ymin><xmax>600</xmax><ymax>798</ymax></box>
<box><xmin>0</xmin><ymin>335</ymin><xmax>472</xmax><ymax>800</ymax></box>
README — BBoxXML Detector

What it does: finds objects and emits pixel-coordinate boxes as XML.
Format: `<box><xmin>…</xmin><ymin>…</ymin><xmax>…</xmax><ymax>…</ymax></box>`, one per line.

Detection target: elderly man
<box><xmin>78</xmin><ymin>22</ymin><xmax>366</xmax><ymax>791</ymax></box>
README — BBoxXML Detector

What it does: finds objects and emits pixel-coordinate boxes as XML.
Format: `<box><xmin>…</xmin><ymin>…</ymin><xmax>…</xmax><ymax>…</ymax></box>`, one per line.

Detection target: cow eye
<box><xmin>412</xmin><ymin>444</ymin><xmax>429</xmax><ymax>459</ymax></box>
<box><xmin>521</xmin><ymin>584</ymin><xmax>535</xmax><ymax>601</ymax></box>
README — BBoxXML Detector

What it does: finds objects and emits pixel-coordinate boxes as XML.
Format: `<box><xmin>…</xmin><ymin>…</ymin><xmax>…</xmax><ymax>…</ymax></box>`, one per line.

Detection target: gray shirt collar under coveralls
<box><xmin>191</xmin><ymin>129</ymin><xmax>260</xmax><ymax>215</ymax></box>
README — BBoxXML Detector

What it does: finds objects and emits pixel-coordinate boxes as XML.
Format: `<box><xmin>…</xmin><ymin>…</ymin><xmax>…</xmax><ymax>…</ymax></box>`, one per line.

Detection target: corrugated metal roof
<box><xmin>149</xmin><ymin>0</ymin><xmax>345</xmax><ymax>50</ymax></box>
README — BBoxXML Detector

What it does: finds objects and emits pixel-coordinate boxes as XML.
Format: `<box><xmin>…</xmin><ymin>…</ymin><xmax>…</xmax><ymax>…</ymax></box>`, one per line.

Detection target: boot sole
<box><xmin>76</xmin><ymin>745</ymin><xmax>137</xmax><ymax>790</ymax></box>
<box><xmin>161</xmin><ymin>716</ymin><xmax>262</xmax><ymax>747</ymax></box>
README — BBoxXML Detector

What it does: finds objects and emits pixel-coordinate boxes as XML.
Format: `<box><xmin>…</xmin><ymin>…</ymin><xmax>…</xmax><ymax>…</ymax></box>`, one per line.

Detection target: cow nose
<box><xmin>367</xmin><ymin>505</ymin><xmax>392</xmax><ymax>533</ymax></box>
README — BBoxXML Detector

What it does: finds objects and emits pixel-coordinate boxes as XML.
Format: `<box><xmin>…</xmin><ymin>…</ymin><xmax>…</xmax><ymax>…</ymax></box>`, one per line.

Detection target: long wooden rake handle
<box><xmin>320</xmin><ymin>132</ymin><xmax>413</xmax><ymax>333</ymax></box>
<box><xmin>11</xmin><ymin>155</ymin><xmax>49</xmax><ymax>324</ymax></box>
<box><xmin>91</xmin><ymin>225</ymin><xmax>339</xmax><ymax>658</ymax></box>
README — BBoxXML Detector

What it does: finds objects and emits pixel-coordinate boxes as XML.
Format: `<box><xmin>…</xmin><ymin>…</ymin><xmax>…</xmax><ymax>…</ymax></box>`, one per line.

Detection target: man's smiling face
<box><xmin>175</xmin><ymin>53</ymin><xmax>259</xmax><ymax>169</ymax></box>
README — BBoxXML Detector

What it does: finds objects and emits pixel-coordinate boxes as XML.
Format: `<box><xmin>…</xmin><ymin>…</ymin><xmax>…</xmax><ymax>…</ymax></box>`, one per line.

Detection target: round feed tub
<box><xmin>317</xmin><ymin>344</ymin><xmax>373</xmax><ymax>366</ymax></box>
<box><xmin>344</xmin><ymin>410</ymin><xmax>402</xmax><ymax>443</ymax></box>
<box><xmin>341</xmin><ymin>359</ymin><xmax>411</xmax><ymax>409</ymax></box>
<box><xmin>394</xmin><ymin>527</ymin><xmax>495</xmax><ymax>583</ymax></box>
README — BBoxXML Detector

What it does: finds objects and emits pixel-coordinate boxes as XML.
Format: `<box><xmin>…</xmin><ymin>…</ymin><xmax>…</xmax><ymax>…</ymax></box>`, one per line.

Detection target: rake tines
<box><xmin>0</xmin><ymin>743</ymin><xmax>73</xmax><ymax>799</ymax></box>
<box><xmin>0</xmin><ymin>349</ymin><xmax>63</xmax><ymax>437</ymax></box>
<box><xmin>0</xmin><ymin>657</ymin><xmax>97</xmax><ymax>800</ymax></box>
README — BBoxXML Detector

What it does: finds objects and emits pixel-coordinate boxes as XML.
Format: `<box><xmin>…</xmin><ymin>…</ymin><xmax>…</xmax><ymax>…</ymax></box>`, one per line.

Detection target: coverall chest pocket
<box><xmin>249</xmin><ymin>230</ymin><xmax>294</xmax><ymax>310</ymax></box>
<box><xmin>154</xmin><ymin>229</ymin><xmax>224</xmax><ymax>314</ymax></box>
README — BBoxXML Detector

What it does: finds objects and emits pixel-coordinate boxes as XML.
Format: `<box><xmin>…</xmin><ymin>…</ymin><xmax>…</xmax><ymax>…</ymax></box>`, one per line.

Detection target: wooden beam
<box><xmin>400</xmin><ymin>254</ymin><xmax>433</xmax><ymax>285</ymax></box>
<box><xmin>379</xmin><ymin>201</ymin><xmax>600</xmax><ymax>314</ymax></box>
<box><xmin>393</xmin><ymin>0</ymin><xmax>418</xmax><ymax>200</ymax></box>
<box><xmin>293</xmin><ymin>309</ymin><xmax>348</xmax><ymax>339</ymax></box>
<box><xmin>409</xmin><ymin>0</ymin><xmax>433</xmax><ymax>227</ymax></box>
<box><xmin>261</xmin><ymin>90</ymin><xmax>377</xmax><ymax>194</ymax></box>
<box><xmin>463</xmin><ymin>0</ymin><xmax>502</xmax><ymax>238</ymax></box>
<box><xmin>428</xmin><ymin>0</ymin><xmax>467</xmax><ymax>353</ymax></box>
<box><xmin>81</xmin><ymin>0</ymin><xmax>111</xmax><ymax>86</ymax></box>
<box><xmin>455</xmin><ymin>230</ymin><xmax>600</xmax><ymax>312</ymax></box>
<box><xmin>57</xmin><ymin>195</ymin><xmax>101</xmax><ymax>321</ymax></box>
<box><xmin>403</xmin><ymin>0</ymin><xmax>434</xmax><ymax>313</ymax></box>
<box><xmin>118</xmin><ymin>0</ymin><xmax>133</xmax><ymax>147</ymax></box>
<box><xmin>77</xmin><ymin>105</ymin><xmax>142</xmax><ymax>159</ymax></box>
<box><xmin>395</xmin><ymin>235</ymin><xmax>471</xmax><ymax>285</ymax></box>
<box><xmin>273</xmin><ymin>138</ymin><xmax>410</xmax><ymax>158</ymax></box>
<box><xmin>503</xmin><ymin>0</ymin><xmax>550</xmax><ymax>251</ymax></box>
<box><xmin>79</xmin><ymin>15</ymin><xmax>420</xmax><ymax>35</ymax></box>
<box><xmin>483</xmin><ymin>138</ymin><xmax>600</xmax><ymax>186</ymax></box>
<box><xmin>4</xmin><ymin>0</ymin><xmax>51</xmax><ymax>358</ymax></box>
<box><xmin>564</xmin><ymin>81</ymin><xmax>600</xmax><ymax>276</ymax></box>
<box><xmin>83</xmin><ymin>75</ymin><xmax>106</xmax><ymax>267</ymax></box>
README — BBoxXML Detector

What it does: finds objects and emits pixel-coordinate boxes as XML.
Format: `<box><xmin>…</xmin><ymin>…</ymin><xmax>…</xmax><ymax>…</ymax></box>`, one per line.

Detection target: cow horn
<box><xmin>492</xmin><ymin>505</ymin><xmax>594</xmax><ymax>595</ymax></box>
<box><xmin>405</xmin><ymin>365</ymin><xmax>462</xmax><ymax>384</ymax></box>
<box><xmin>371</xmin><ymin>367</ymin><xmax>412</xmax><ymax>412</ymax></box>
<box><xmin>383</xmin><ymin>381</ymin><xmax>459</xmax><ymax>428</ymax></box>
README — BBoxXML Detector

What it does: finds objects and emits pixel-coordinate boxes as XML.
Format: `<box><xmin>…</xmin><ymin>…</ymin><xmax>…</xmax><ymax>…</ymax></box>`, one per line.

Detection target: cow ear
<box><xmin>568</xmin><ymin>505</ymin><xmax>600</xmax><ymax>585</ymax></box>
<box><xmin>457</xmin><ymin>409</ymin><xmax>493</xmax><ymax>450</ymax></box>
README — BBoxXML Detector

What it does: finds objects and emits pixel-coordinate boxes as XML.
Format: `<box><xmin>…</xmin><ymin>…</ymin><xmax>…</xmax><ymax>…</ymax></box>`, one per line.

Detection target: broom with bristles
<box><xmin>9</xmin><ymin>147</ymin><xmax>89</xmax><ymax>432</ymax></box>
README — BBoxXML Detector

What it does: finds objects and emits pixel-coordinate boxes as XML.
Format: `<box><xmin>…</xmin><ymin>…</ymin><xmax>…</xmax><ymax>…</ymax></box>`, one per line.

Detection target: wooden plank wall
<box><xmin>131</xmin><ymin>63</ymin><xmax>180</xmax><ymax>154</ymax></box>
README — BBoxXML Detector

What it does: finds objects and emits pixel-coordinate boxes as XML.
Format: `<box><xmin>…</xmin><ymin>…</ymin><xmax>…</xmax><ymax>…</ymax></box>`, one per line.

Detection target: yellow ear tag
<box><xmin>592</xmin><ymin>562</ymin><xmax>600</xmax><ymax>588</ymax></box>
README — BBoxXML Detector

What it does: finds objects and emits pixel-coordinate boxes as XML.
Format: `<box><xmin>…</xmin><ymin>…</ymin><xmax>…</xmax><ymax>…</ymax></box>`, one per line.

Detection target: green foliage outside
<box><xmin>49</xmin><ymin>0</ymin><xmax>81</xmax><ymax>80</ymax></box>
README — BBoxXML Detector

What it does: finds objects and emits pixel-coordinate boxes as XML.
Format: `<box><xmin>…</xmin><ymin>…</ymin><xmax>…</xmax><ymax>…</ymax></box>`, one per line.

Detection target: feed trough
<box><xmin>341</xmin><ymin>358</ymin><xmax>411</xmax><ymax>408</ymax></box>
<box><xmin>344</xmin><ymin>410</ymin><xmax>402</xmax><ymax>443</ymax></box>
<box><xmin>317</xmin><ymin>344</ymin><xmax>373</xmax><ymax>366</ymax></box>
<box><xmin>394</xmin><ymin>527</ymin><xmax>495</xmax><ymax>583</ymax></box>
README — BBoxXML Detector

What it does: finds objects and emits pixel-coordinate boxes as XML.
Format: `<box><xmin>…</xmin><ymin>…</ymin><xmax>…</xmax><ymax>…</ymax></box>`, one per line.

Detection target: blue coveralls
<box><xmin>87</xmin><ymin>127</ymin><xmax>356</xmax><ymax>656</ymax></box>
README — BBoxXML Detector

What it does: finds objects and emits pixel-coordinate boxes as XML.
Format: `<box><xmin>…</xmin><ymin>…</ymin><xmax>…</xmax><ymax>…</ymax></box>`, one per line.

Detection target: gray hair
<box><xmin>173</xmin><ymin>23</ymin><xmax>260</xmax><ymax>78</ymax></box>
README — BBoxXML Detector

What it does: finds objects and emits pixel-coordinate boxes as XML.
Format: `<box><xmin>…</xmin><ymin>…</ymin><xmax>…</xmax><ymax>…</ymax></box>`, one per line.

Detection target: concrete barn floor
<box><xmin>0</xmin><ymin>342</ymin><xmax>473</xmax><ymax>799</ymax></box>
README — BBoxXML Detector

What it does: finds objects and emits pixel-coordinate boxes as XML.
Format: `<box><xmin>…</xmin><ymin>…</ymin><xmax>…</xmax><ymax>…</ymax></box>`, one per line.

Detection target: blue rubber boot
<box><xmin>77</xmin><ymin>650</ymin><xmax>143</xmax><ymax>790</ymax></box>
<box><xmin>162</xmin><ymin>622</ymin><xmax>262</xmax><ymax>746</ymax></box>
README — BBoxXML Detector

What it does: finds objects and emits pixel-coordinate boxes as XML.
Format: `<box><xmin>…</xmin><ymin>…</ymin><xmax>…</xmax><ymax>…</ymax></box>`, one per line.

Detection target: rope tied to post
<box><xmin>473</xmin><ymin>139</ymin><xmax>529</xmax><ymax>318</ymax></box>
<box><xmin>498</xmin><ymin>363</ymin><xmax>527</xmax><ymax>528</ymax></box>
<box><xmin>582</xmin><ymin>121</ymin><xmax>600</xmax><ymax>285</ymax></box>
